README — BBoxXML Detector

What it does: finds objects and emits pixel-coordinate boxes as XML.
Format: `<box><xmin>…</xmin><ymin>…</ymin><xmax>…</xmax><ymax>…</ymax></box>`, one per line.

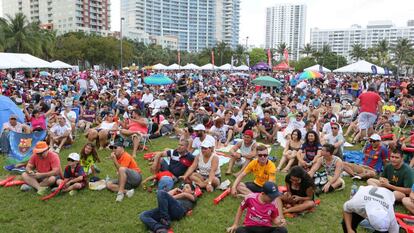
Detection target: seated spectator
<box><xmin>227</xmin><ymin>182</ymin><xmax>287</xmax><ymax>233</ymax></box>
<box><xmin>402</xmin><ymin>185</ymin><xmax>414</xmax><ymax>214</ymax></box>
<box><xmin>78</xmin><ymin>104</ymin><xmax>96</xmax><ymax>132</ymax></box>
<box><xmin>86</xmin><ymin>113</ymin><xmax>118</xmax><ymax>150</ymax></box>
<box><xmin>48</xmin><ymin>116</ymin><xmax>73</xmax><ymax>153</ymax></box>
<box><xmin>226</xmin><ymin>130</ymin><xmax>257</xmax><ymax>176</ymax></box>
<box><xmin>257</xmin><ymin>111</ymin><xmax>278</xmax><ymax>144</ymax></box>
<box><xmin>23</xmin><ymin>105</ymin><xmax>53</xmax><ymax>132</ymax></box>
<box><xmin>322</xmin><ymin>122</ymin><xmax>345</xmax><ymax>158</ymax></box>
<box><xmin>120</xmin><ymin>109</ymin><xmax>148</xmax><ymax>157</ymax></box>
<box><xmin>80</xmin><ymin>143</ymin><xmax>101</xmax><ymax>177</ymax></box>
<box><xmin>189</xmin><ymin>124</ymin><xmax>215</xmax><ymax>154</ymax></box>
<box><xmin>338</xmin><ymin>102</ymin><xmax>354</xmax><ymax>125</ymax></box>
<box><xmin>1</xmin><ymin>114</ymin><xmax>30</xmax><ymax>153</ymax></box>
<box><xmin>235</xmin><ymin>113</ymin><xmax>257</xmax><ymax>135</ymax></box>
<box><xmin>278</xmin><ymin>129</ymin><xmax>302</xmax><ymax>173</ymax></box>
<box><xmin>284</xmin><ymin>112</ymin><xmax>306</xmax><ymax>139</ymax></box>
<box><xmin>343</xmin><ymin>134</ymin><xmax>388</xmax><ymax>179</ymax></box>
<box><xmin>367</xmin><ymin>149</ymin><xmax>414</xmax><ymax>202</ymax></box>
<box><xmin>378</xmin><ymin>121</ymin><xmax>397</xmax><ymax>149</ymax></box>
<box><xmin>281</xmin><ymin>166</ymin><xmax>315</xmax><ymax>214</ymax></box>
<box><xmin>106</xmin><ymin>140</ymin><xmax>142</xmax><ymax>202</ymax></box>
<box><xmin>21</xmin><ymin>141</ymin><xmax>62</xmax><ymax>195</ymax></box>
<box><xmin>209</xmin><ymin>117</ymin><xmax>232</xmax><ymax>148</ymax></box>
<box><xmin>56</xmin><ymin>153</ymin><xmax>87</xmax><ymax>195</ymax></box>
<box><xmin>308</xmin><ymin>144</ymin><xmax>345</xmax><ymax>193</ymax></box>
<box><xmin>231</xmin><ymin>145</ymin><xmax>276</xmax><ymax>196</ymax></box>
<box><xmin>297</xmin><ymin>130</ymin><xmax>322</xmax><ymax>170</ymax></box>
<box><xmin>60</xmin><ymin>104</ymin><xmax>77</xmax><ymax>137</ymax></box>
<box><xmin>140</xmin><ymin>184</ymin><xmax>197</xmax><ymax>233</ymax></box>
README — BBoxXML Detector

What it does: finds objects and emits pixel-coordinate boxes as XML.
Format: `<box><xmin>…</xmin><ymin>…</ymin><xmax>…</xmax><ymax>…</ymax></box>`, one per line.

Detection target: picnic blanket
<box><xmin>343</xmin><ymin>150</ymin><xmax>364</xmax><ymax>164</ymax></box>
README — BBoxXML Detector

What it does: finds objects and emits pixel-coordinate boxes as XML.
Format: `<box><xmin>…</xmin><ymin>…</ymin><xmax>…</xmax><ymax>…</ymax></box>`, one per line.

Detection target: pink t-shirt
<box><xmin>241</xmin><ymin>193</ymin><xmax>279</xmax><ymax>227</ymax></box>
<box><xmin>28</xmin><ymin>151</ymin><xmax>61</xmax><ymax>176</ymax></box>
<box><xmin>30</xmin><ymin>114</ymin><xmax>46</xmax><ymax>130</ymax></box>
<box><xmin>358</xmin><ymin>91</ymin><xmax>381</xmax><ymax>114</ymax></box>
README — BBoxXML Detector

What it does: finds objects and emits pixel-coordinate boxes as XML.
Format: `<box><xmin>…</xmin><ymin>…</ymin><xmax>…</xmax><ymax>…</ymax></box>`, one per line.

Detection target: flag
<box><xmin>267</xmin><ymin>49</ymin><xmax>271</xmax><ymax>66</ymax></box>
<box><xmin>231</xmin><ymin>55</ymin><xmax>234</xmax><ymax>68</ymax></box>
<box><xmin>283</xmin><ymin>48</ymin><xmax>289</xmax><ymax>65</ymax></box>
<box><xmin>211</xmin><ymin>50</ymin><xmax>215</xmax><ymax>66</ymax></box>
<box><xmin>246</xmin><ymin>55</ymin><xmax>250</xmax><ymax>67</ymax></box>
<box><xmin>177</xmin><ymin>50</ymin><xmax>181</xmax><ymax>65</ymax></box>
<box><xmin>371</xmin><ymin>65</ymin><xmax>377</xmax><ymax>75</ymax></box>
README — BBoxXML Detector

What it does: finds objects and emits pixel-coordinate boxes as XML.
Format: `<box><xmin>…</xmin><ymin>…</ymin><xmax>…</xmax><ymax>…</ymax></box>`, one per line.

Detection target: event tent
<box><xmin>251</xmin><ymin>62</ymin><xmax>271</xmax><ymax>71</ymax></box>
<box><xmin>272</xmin><ymin>61</ymin><xmax>292</xmax><ymax>71</ymax></box>
<box><xmin>166</xmin><ymin>63</ymin><xmax>180</xmax><ymax>70</ymax></box>
<box><xmin>304</xmin><ymin>64</ymin><xmax>331</xmax><ymax>73</ymax></box>
<box><xmin>200</xmin><ymin>63</ymin><xmax>218</xmax><ymax>70</ymax></box>
<box><xmin>182</xmin><ymin>63</ymin><xmax>201</xmax><ymax>70</ymax></box>
<box><xmin>0</xmin><ymin>53</ymin><xmax>52</xmax><ymax>69</ymax></box>
<box><xmin>218</xmin><ymin>63</ymin><xmax>234</xmax><ymax>70</ymax></box>
<box><xmin>235</xmin><ymin>65</ymin><xmax>250</xmax><ymax>71</ymax></box>
<box><xmin>152</xmin><ymin>63</ymin><xmax>168</xmax><ymax>70</ymax></box>
<box><xmin>333</xmin><ymin>60</ymin><xmax>391</xmax><ymax>74</ymax></box>
<box><xmin>50</xmin><ymin>60</ymin><xmax>72</xmax><ymax>69</ymax></box>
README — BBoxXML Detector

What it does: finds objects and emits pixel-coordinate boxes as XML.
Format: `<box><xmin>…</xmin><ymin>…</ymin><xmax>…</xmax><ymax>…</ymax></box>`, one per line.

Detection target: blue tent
<box><xmin>0</xmin><ymin>96</ymin><xmax>25</xmax><ymax>133</ymax></box>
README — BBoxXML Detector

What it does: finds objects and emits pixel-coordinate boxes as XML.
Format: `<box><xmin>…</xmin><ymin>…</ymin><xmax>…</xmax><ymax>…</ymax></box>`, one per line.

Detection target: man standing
<box><xmin>21</xmin><ymin>141</ymin><xmax>62</xmax><ymax>195</ymax></box>
<box><xmin>356</xmin><ymin>86</ymin><xmax>382</xmax><ymax>140</ymax></box>
<box><xmin>106</xmin><ymin>140</ymin><xmax>142</xmax><ymax>202</ymax></box>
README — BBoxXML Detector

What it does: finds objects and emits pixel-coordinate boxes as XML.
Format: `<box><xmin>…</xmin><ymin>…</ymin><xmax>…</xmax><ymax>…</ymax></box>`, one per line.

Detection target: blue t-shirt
<box><xmin>165</xmin><ymin>150</ymin><xmax>195</xmax><ymax>177</ymax></box>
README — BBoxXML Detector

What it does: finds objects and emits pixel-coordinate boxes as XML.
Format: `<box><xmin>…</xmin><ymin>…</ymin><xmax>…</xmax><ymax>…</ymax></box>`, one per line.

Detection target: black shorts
<box><xmin>245</xmin><ymin>182</ymin><xmax>264</xmax><ymax>193</ymax></box>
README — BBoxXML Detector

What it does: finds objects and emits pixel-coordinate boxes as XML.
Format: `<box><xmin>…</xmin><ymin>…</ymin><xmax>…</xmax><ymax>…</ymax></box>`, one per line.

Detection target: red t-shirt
<box><xmin>155</xmin><ymin>170</ymin><xmax>174</xmax><ymax>181</ymax></box>
<box><xmin>28</xmin><ymin>151</ymin><xmax>62</xmax><ymax>176</ymax></box>
<box><xmin>358</xmin><ymin>91</ymin><xmax>381</xmax><ymax>114</ymax></box>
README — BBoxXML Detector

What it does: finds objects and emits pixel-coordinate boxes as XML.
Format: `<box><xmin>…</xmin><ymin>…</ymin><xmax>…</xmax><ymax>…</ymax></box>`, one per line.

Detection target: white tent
<box><xmin>182</xmin><ymin>63</ymin><xmax>201</xmax><ymax>70</ymax></box>
<box><xmin>50</xmin><ymin>60</ymin><xmax>72</xmax><ymax>69</ymax></box>
<box><xmin>166</xmin><ymin>63</ymin><xmax>181</xmax><ymax>70</ymax></box>
<box><xmin>152</xmin><ymin>63</ymin><xmax>168</xmax><ymax>70</ymax></box>
<box><xmin>218</xmin><ymin>63</ymin><xmax>234</xmax><ymax>70</ymax></box>
<box><xmin>304</xmin><ymin>64</ymin><xmax>331</xmax><ymax>73</ymax></box>
<box><xmin>333</xmin><ymin>60</ymin><xmax>391</xmax><ymax>74</ymax></box>
<box><xmin>200</xmin><ymin>63</ymin><xmax>218</xmax><ymax>70</ymax></box>
<box><xmin>235</xmin><ymin>65</ymin><xmax>250</xmax><ymax>71</ymax></box>
<box><xmin>0</xmin><ymin>53</ymin><xmax>52</xmax><ymax>69</ymax></box>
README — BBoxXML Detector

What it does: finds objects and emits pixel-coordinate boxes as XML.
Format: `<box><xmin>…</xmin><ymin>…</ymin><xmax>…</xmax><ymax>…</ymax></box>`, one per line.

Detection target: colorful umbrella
<box><xmin>144</xmin><ymin>74</ymin><xmax>173</xmax><ymax>86</ymax></box>
<box><xmin>251</xmin><ymin>76</ymin><xmax>282</xmax><ymax>87</ymax></box>
<box><xmin>297</xmin><ymin>71</ymin><xmax>323</xmax><ymax>81</ymax></box>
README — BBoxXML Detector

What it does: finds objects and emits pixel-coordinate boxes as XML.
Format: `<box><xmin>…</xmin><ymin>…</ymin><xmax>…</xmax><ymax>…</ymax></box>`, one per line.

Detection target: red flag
<box><xmin>211</xmin><ymin>50</ymin><xmax>215</xmax><ymax>66</ymax></box>
<box><xmin>283</xmin><ymin>49</ymin><xmax>289</xmax><ymax>65</ymax></box>
<box><xmin>177</xmin><ymin>50</ymin><xmax>181</xmax><ymax>65</ymax></box>
<box><xmin>267</xmin><ymin>49</ymin><xmax>271</xmax><ymax>66</ymax></box>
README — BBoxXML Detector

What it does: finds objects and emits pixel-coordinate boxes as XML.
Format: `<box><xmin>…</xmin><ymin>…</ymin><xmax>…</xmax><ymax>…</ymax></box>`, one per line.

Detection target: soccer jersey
<box><xmin>363</xmin><ymin>144</ymin><xmax>388</xmax><ymax>173</ymax></box>
<box><xmin>244</xmin><ymin>160</ymin><xmax>276</xmax><ymax>187</ymax></box>
<box><xmin>241</xmin><ymin>193</ymin><xmax>279</xmax><ymax>227</ymax></box>
<box><xmin>301</xmin><ymin>142</ymin><xmax>322</xmax><ymax>163</ymax></box>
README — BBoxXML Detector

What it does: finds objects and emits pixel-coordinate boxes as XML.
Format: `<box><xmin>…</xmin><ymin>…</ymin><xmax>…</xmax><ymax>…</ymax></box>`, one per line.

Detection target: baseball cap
<box><xmin>109</xmin><ymin>140</ymin><xmax>124</xmax><ymax>149</ymax></box>
<box><xmin>365</xmin><ymin>201</ymin><xmax>390</xmax><ymax>232</ymax></box>
<box><xmin>263</xmin><ymin>181</ymin><xmax>282</xmax><ymax>201</ymax></box>
<box><xmin>67</xmin><ymin>153</ymin><xmax>80</xmax><ymax>161</ymax></box>
<box><xmin>201</xmin><ymin>138</ymin><xmax>215</xmax><ymax>148</ymax></box>
<box><xmin>9</xmin><ymin>114</ymin><xmax>18</xmax><ymax>119</ymax></box>
<box><xmin>193</xmin><ymin>124</ymin><xmax>206</xmax><ymax>131</ymax></box>
<box><xmin>244</xmin><ymin>130</ymin><xmax>254</xmax><ymax>138</ymax></box>
<box><xmin>370</xmin><ymin>134</ymin><xmax>381</xmax><ymax>141</ymax></box>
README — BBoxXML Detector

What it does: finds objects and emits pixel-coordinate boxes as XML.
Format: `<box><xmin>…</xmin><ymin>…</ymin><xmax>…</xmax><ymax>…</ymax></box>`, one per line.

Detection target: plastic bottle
<box><xmin>350</xmin><ymin>182</ymin><xmax>358</xmax><ymax>198</ymax></box>
<box><xmin>105</xmin><ymin>175</ymin><xmax>110</xmax><ymax>184</ymax></box>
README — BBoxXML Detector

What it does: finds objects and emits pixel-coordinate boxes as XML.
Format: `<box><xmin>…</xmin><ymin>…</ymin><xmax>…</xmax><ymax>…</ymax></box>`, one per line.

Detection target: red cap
<box><xmin>244</xmin><ymin>130</ymin><xmax>254</xmax><ymax>138</ymax></box>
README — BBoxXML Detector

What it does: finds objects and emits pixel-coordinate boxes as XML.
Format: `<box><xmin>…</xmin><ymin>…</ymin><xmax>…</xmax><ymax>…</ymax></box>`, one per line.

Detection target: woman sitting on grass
<box><xmin>277</xmin><ymin>129</ymin><xmax>302</xmax><ymax>173</ymax></box>
<box><xmin>80</xmin><ymin>143</ymin><xmax>101</xmax><ymax>178</ymax></box>
<box><xmin>281</xmin><ymin>166</ymin><xmax>315</xmax><ymax>215</ymax></box>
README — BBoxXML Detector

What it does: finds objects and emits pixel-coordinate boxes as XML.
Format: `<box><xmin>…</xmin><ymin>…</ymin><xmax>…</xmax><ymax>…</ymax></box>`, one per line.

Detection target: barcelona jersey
<box><xmin>363</xmin><ymin>144</ymin><xmax>388</xmax><ymax>173</ymax></box>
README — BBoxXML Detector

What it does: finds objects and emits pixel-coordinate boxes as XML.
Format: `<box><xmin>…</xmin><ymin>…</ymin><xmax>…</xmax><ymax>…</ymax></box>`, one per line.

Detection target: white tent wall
<box><xmin>0</xmin><ymin>53</ymin><xmax>52</xmax><ymax>69</ymax></box>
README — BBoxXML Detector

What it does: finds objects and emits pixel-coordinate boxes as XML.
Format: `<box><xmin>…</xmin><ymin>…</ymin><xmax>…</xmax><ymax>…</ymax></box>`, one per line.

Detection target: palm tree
<box><xmin>393</xmin><ymin>38</ymin><xmax>414</xmax><ymax>75</ymax></box>
<box><xmin>300</xmin><ymin>43</ymin><xmax>313</xmax><ymax>57</ymax></box>
<box><xmin>349</xmin><ymin>43</ymin><xmax>366</xmax><ymax>61</ymax></box>
<box><xmin>276</xmin><ymin>42</ymin><xmax>288</xmax><ymax>58</ymax></box>
<box><xmin>216</xmin><ymin>41</ymin><xmax>229</xmax><ymax>65</ymax></box>
<box><xmin>375</xmin><ymin>39</ymin><xmax>390</xmax><ymax>66</ymax></box>
<box><xmin>233</xmin><ymin>44</ymin><xmax>246</xmax><ymax>65</ymax></box>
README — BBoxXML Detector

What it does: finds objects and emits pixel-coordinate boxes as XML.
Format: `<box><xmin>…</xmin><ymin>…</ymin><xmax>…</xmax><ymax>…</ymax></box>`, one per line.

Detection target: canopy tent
<box><xmin>304</xmin><ymin>64</ymin><xmax>331</xmax><ymax>73</ymax></box>
<box><xmin>272</xmin><ymin>61</ymin><xmax>292</xmax><ymax>71</ymax></box>
<box><xmin>200</xmin><ymin>63</ymin><xmax>218</xmax><ymax>70</ymax></box>
<box><xmin>218</xmin><ymin>63</ymin><xmax>234</xmax><ymax>70</ymax></box>
<box><xmin>0</xmin><ymin>53</ymin><xmax>52</xmax><ymax>69</ymax></box>
<box><xmin>251</xmin><ymin>62</ymin><xmax>271</xmax><ymax>71</ymax></box>
<box><xmin>333</xmin><ymin>60</ymin><xmax>392</xmax><ymax>74</ymax></box>
<box><xmin>166</xmin><ymin>63</ymin><xmax>180</xmax><ymax>70</ymax></box>
<box><xmin>50</xmin><ymin>60</ymin><xmax>72</xmax><ymax>69</ymax></box>
<box><xmin>235</xmin><ymin>65</ymin><xmax>250</xmax><ymax>71</ymax></box>
<box><xmin>182</xmin><ymin>63</ymin><xmax>201</xmax><ymax>70</ymax></box>
<box><xmin>152</xmin><ymin>63</ymin><xmax>168</xmax><ymax>70</ymax></box>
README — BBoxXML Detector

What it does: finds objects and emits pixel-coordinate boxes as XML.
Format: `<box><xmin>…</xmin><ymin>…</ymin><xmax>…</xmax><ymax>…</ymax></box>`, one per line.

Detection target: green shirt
<box><xmin>381</xmin><ymin>163</ymin><xmax>414</xmax><ymax>188</ymax></box>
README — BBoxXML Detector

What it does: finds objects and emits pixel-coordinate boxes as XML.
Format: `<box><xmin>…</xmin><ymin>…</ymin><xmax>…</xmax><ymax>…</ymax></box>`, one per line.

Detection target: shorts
<box><xmin>358</xmin><ymin>112</ymin><xmax>377</xmax><ymax>130</ymax></box>
<box><xmin>110</xmin><ymin>169</ymin><xmax>142</xmax><ymax>189</ymax></box>
<box><xmin>245</xmin><ymin>182</ymin><xmax>264</xmax><ymax>193</ymax></box>
<box><xmin>158</xmin><ymin>176</ymin><xmax>174</xmax><ymax>191</ymax></box>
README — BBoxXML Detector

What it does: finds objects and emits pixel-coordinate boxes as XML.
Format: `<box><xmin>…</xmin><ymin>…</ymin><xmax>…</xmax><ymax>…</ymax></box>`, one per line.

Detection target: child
<box><xmin>142</xmin><ymin>170</ymin><xmax>175</xmax><ymax>192</ymax></box>
<box><xmin>79</xmin><ymin>143</ymin><xmax>100</xmax><ymax>177</ymax></box>
<box><xmin>56</xmin><ymin>153</ymin><xmax>87</xmax><ymax>195</ymax></box>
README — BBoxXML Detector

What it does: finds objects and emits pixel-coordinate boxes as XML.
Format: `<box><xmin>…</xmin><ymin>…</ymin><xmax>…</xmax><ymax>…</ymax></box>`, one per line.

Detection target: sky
<box><xmin>1</xmin><ymin>0</ymin><xmax>413</xmax><ymax>46</ymax></box>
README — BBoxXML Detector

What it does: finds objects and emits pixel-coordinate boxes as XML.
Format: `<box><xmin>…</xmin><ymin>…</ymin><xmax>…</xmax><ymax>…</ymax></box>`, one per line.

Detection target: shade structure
<box><xmin>272</xmin><ymin>61</ymin><xmax>292</xmax><ymax>71</ymax></box>
<box><xmin>230</xmin><ymin>72</ymin><xmax>249</xmax><ymax>77</ymax></box>
<box><xmin>144</xmin><ymin>74</ymin><xmax>173</xmax><ymax>85</ymax></box>
<box><xmin>182</xmin><ymin>63</ymin><xmax>201</xmax><ymax>70</ymax></box>
<box><xmin>333</xmin><ymin>60</ymin><xmax>392</xmax><ymax>74</ymax></box>
<box><xmin>200</xmin><ymin>63</ymin><xmax>218</xmax><ymax>70</ymax></box>
<box><xmin>0</xmin><ymin>53</ymin><xmax>52</xmax><ymax>69</ymax></box>
<box><xmin>297</xmin><ymin>71</ymin><xmax>323</xmax><ymax>81</ymax></box>
<box><xmin>218</xmin><ymin>63</ymin><xmax>234</xmax><ymax>70</ymax></box>
<box><xmin>50</xmin><ymin>60</ymin><xmax>72</xmax><ymax>69</ymax></box>
<box><xmin>152</xmin><ymin>63</ymin><xmax>168</xmax><ymax>70</ymax></box>
<box><xmin>251</xmin><ymin>76</ymin><xmax>282</xmax><ymax>87</ymax></box>
<box><xmin>304</xmin><ymin>64</ymin><xmax>331</xmax><ymax>73</ymax></box>
<box><xmin>235</xmin><ymin>65</ymin><xmax>250</xmax><ymax>71</ymax></box>
<box><xmin>251</xmin><ymin>62</ymin><xmax>271</xmax><ymax>71</ymax></box>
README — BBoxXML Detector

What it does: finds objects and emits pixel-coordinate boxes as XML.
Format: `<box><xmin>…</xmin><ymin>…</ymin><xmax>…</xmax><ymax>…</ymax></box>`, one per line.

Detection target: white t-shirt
<box><xmin>2</xmin><ymin>122</ymin><xmax>24</xmax><ymax>133</ymax></box>
<box><xmin>192</xmin><ymin>134</ymin><xmax>215</xmax><ymax>150</ymax></box>
<box><xmin>60</xmin><ymin>111</ymin><xmax>77</xmax><ymax>128</ymax></box>
<box><xmin>50</xmin><ymin>124</ymin><xmax>71</xmax><ymax>137</ymax></box>
<box><xmin>142</xmin><ymin>93</ymin><xmax>154</xmax><ymax>104</ymax></box>
<box><xmin>99</xmin><ymin>121</ymin><xmax>116</xmax><ymax>130</ymax></box>
<box><xmin>150</xmin><ymin>99</ymin><xmax>168</xmax><ymax>114</ymax></box>
<box><xmin>343</xmin><ymin>186</ymin><xmax>399</xmax><ymax>233</ymax></box>
<box><xmin>322</xmin><ymin>122</ymin><xmax>343</xmax><ymax>135</ymax></box>
<box><xmin>77</xmin><ymin>79</ymin><xmax>88</xmax><ymax>90</ymax></box>
<box><xmin>210</xmin><ymin>125</ymin><xmax>229</xmax><ymax>142</ymax></box>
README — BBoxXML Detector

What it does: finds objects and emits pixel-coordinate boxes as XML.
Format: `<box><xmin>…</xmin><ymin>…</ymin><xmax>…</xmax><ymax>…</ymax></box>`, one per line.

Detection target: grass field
<box><xmin>0</xmin><ymin>135</ymin><xmax>407</xmax><ymax>233</ymax></box>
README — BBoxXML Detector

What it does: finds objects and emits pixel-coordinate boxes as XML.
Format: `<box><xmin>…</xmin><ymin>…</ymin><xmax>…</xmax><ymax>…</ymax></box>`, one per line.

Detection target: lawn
<box><xmin>0</xmin><ymin>136</ymin><xmax>405</xmax><ymax>233</ymax></box>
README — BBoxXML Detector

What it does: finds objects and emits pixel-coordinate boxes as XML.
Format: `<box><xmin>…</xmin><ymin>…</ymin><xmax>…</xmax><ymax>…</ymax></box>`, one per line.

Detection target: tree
<box><xmin>375</xmin><ymin>39</ymin><xmax>390</xmax><ymax>66</ymax></box>
<box><xmin>294</xmin><ymin>57</ymin><xmax>317</xmax><ymax>72</ymax></box>
<box><xmin>393</xmin><ymin>38</ymin><xmax>414</xmax><ymax>75</ymax></box>
<box><xmin>349</xmin><ymin>43</ymin><xmax>366</xmax><ymax>61</ymax></box>
<box><xmin>249</xmin><ymin>48</ymin><xmax>267</xmax><ymax>66</ymax></box>
<box><xmin>216</xmin><ymin>41</ymin><xmax>230</xmax><ymax>65</ymax></box>
<box><xmin>234</xmin><ymin>44</ymin><xmax>246</xmax><ymax>65</ymax></box>
<box><xmin>276</xmin><ymin>42</ymin><xmax>289</xmax><ymax>58</ymax></box>
<box><xmin>300</xmin><ymin>43</ymin><xmax>314</xmax><ymax>57</ymax></box>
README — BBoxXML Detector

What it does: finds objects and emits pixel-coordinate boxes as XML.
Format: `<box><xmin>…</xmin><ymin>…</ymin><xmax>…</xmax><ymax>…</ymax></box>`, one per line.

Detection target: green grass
<box><xmin>0</xmin><ymin>136</ymin><xmax>407</xmax><ymax>233</ymax></box>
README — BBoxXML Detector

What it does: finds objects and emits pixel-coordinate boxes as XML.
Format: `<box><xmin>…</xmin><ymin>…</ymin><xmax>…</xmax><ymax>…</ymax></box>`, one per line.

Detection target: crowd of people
<box><xmin>1</xmin><ymin>68</ymin><xmax>414</xmax><ymax>232</ymax></box>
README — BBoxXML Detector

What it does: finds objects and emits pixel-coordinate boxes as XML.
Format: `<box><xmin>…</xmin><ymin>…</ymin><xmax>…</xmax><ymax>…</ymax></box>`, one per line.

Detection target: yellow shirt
<box><xmin>244</xmin><ymin>159</ymin><xmax>276</xmax><ymax>187</ymax></box>
<box><xmin>382</xmin><ymin>105</ymin><xmax>396</xmax><ymax>113</ymax></box>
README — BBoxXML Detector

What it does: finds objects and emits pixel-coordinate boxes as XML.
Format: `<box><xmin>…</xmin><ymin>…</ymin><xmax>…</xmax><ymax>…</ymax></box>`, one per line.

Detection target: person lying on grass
<box><xmin>56</xmin><ymin>153</ymin><xmax>87</xmax><ymax>196</ymax></box>
<box><xmin>139</xmin><ymin>183</ymin><xmax>197</xmax><ymax>233</ymax></box>
<box><xmin>142</xmin><ymin>170</ymin><xmax>175</xmax><ymax>192</ymax></box>
<box><xmin>227</xmin><ymin>181</ymin><xmax>287</xmax><ymax>233</ymax></box>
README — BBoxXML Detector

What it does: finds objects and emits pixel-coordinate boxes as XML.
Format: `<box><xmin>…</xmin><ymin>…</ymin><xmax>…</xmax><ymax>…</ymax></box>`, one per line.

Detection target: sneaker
<box><xmin>319</xmin><ymin>174</ymin><xmax>328</xmax><ymax>186</ymax></box>
<box><xmin>20</xmin><ymin>184</ymin><xmax>33</xmax><ymax>192</ymax></box>
<box><xmin>116</xmin><ymin>192</ymin><xmax>124</xmax><ymax>202</ymax></box>
<box><xmin>37</xmin><ymin>187</ymin><xmax>49</xmax><ymax>196</ymax></box>
<box><xmin>126</xmin><ymin>189</ymin><xmax>135</xmax><ymax>198</ymax></box>
<box><xmin>69</xmin><ymin>190</ymin><xmax>77</xmax><ymax>196</ymax></box>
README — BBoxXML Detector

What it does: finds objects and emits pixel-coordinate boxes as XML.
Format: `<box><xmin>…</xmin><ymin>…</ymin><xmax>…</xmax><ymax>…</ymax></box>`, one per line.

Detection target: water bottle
<box><xmin>105</xmin><ymin>175</ymin><xmax>110</xmax><ymax>184</ymax></box>
<box><xmin>350</xmin><ymin>182</ymin><xmax>358</xmax><ymax>198</ymax></box>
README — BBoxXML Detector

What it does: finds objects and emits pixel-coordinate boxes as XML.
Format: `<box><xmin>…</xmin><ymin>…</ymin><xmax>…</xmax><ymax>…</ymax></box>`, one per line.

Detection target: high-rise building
<box><xmin>121</xmin><ymin>0</ymin><xmax>240</xmax><ymax>52</ymax></box>
<box><xmin>310</xmin><ymin>20</ymin><xmax>414</xmax><ymax>61</ymax></box>
<box><xmin>2</xmin><ymin>0</ymin><xmax>111</xmax><ymax>35</ymax></box>
<box><xmin>265</xmin><ymin>4</ymin><xmax>307</xmax><ymax>61</ymax></box>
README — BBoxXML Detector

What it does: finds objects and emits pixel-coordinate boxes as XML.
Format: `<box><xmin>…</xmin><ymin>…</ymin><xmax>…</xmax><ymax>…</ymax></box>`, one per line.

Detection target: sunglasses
<box><xmin>201</xmin><ymin>147</ymin><xmax>210</xmax><ymax>150</ymax></box>
<box><xmin>257</xmin><ymin>153</ymin><xmax>268</xmax><ymax>158</ymax></box>
<box><xmin>370</xmin><ymin>140</ymin><xmax>379</xmax><ymax>143</ymax></box>
<box><xmin>331</xmin><ymin>127</ymin><xmax>338</xmax><ymax>130</ymax></box>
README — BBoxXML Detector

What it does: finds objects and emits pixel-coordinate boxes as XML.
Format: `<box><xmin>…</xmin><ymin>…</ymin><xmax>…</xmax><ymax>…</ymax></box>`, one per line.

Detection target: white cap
<box><xmin>365</xmin><ymin>201</ymin><xmax>390</xmax><ymax>232</ymax></box>
<box><xmin>193</xmin><ymin>124</ymin><xmax>206</xmax><ymax>131</ymax></box>
<box><xmin>370</xmin><ymin>134</ymin><xmax>381</xmax><ymax>141</ymax></box>
<box><xmin>199</xmin><ymin>106</ymin><xmax>206</xmax><ymax>111</ymax></box>
<box><xmin>201</xmin><ymin>138</ymin><xmax>215</xmax><ymax>148</ymax></box>
<box><xmin>68</xmin><ymin>153</ymin><xmax>80</xmax><ymax>161</ymax></box>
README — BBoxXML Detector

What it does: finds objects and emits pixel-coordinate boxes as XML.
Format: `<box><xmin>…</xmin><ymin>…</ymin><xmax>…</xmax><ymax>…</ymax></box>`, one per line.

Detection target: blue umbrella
<box><xmin>144</xmin><ymin>74</ymin><xmax>173</xmax><ymax>85</ymax></box>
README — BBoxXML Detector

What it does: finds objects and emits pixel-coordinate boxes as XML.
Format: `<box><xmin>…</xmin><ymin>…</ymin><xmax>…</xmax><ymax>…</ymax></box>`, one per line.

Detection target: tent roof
<box><xmin>0</xmin><ymin>53</ymin><xmax>52</xmax><ymax>69</ymax></box>
<box><xmin>333</xmin><ymin>60</ymin><xmax>391</xmax><ymax>74</ymax></box>
<box><xmin>50</xmin><ymin>60</ymin><xmax>72</xmax><ymax>69</ymax></box>
<box><xmin>182</xmin><ymin>63</ymin><xmax>201</xmax><ymax>70</ymax></box>
<box><xmin>304</xmin><ymin>64</ymin><xmax>331</xmax><ymax>72</ymax></box>
<box><xmin>235</xmin><ymin>65</ymin><xmax>250</xmax><ymax>71</ymax></box>
<box><xmin>166</xmin><ymin>63</ymin><xmax>180</xmax><ymax>70</ymax></box>
<box><xmin>152</xmin><ymin>63</ymin><xmax>168</xmax><ymax>70</ymax></box>
<box><xmin>218</xmin><ymin>63</ymin><xmax>234</xmax><ymax>70</ymax></box>
<box><xmin>200</xmin><ymin>63</ymin><xmax>218</xmax><ymax>70</ymax></box>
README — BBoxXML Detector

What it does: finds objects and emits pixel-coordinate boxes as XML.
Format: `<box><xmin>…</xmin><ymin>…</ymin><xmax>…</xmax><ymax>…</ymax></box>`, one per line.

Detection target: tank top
<box><xmin>197</xmin><ymin>153</ymin><xmax>221</xmax><ymax>177</ymax></box>
<box><xmin>240</xmin><ymin>141</ymin><xmax>256</xmax><ymax>157</ymax></box>
<box><xmin>99</xmin><ymin>121</ymin><xmax>115</xmax><ymax>130</ymax></box>
<box><xmin>322</xmin><ymin>156</ymin><xmax>341</xmax><ymax>177</ymax></box>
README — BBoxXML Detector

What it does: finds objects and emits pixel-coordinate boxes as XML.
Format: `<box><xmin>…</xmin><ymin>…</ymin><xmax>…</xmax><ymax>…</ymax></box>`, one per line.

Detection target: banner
<box><xmin>177</xmin><ymin>50</ymin><xmax>181</xmax><ymax>65</ymax></box>
<box><xmin>384</xmin><ymin>67</ymin><xmax>389</xmax><ymax>75</ymax></box>
<box><xmin>231</xmin><ymin>55</ymin><xmax>234</xmax><ymax>69</ymax></box>
<box><xmin>267</xmin><ymin>49</ymin><xmax>271</xmax><ymax>67</ymax></box>
<box><xmin>371</xmin><ymin>65</ymin><xmax>377</xmax><ymax>75</ymax></box>
<box><xmin>211</xmin><ymin>50</ymin><xmax>215</xmax><ymax>66</ymax></box>
<box><xmin>7</xmin><ymin>130</ymin><xmax>47</xmax><ymax>164</ymax></box>
<box><xmin>246</xmin><ymin>55</ymin><xmax>250</xmax><ymax>67</ymax></box>
<box><xmin>283</xmin><ymin>49</ymin><xmax>289</xmax><ymax>65</ymax></box>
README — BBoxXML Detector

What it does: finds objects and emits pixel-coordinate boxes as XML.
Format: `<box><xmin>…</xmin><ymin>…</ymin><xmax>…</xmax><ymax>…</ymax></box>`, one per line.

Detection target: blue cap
<box><xmin>263</xmin><ymin>181</ymin><xmax>281</xmax><ymax>200</ymax></box>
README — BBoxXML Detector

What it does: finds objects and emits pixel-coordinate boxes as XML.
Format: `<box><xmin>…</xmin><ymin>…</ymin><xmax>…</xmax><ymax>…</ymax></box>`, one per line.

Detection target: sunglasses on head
<box><xmin>257</xmin><ymin>153</ymin><xmax>268</xmax><ymax>158</ymax></box>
